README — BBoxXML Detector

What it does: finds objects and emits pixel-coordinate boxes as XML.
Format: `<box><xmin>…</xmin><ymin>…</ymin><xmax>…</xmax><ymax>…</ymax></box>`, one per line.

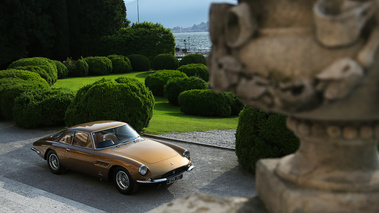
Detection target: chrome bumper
<box><xmin>31</xmin><ymin>147</ymin><xmax>41</xmax><ymax>154</ymax></box>
<box><xmin>137</xmin><ymin>164</ymin><xmax>194</xmax><ymax>184</ymax></box>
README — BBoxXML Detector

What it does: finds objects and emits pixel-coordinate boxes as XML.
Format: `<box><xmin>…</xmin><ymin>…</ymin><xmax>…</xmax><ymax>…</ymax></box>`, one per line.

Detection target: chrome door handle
<box><xmin>66</xmin><ymin>148</ymin><xmax>71</xmax><ymax>152</ymax></box>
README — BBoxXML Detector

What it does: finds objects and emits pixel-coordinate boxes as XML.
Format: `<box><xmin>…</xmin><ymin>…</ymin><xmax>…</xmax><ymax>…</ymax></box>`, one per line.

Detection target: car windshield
<box><xmin>92</xmin><ymin>124</ymin><xmax>141</xmax><ymax>149</ymax></box>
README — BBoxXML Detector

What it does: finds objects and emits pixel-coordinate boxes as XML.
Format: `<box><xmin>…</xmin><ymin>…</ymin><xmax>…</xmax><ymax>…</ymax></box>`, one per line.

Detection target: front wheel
<box><xmin>47</xmin><ymin>150</ymin><xmax>64</xmax><ymax>174</ymax></box>
<box><xmin>114</xmin><ymin>167</ymin><xmax>138</xmax><ymax>195</ymax></box>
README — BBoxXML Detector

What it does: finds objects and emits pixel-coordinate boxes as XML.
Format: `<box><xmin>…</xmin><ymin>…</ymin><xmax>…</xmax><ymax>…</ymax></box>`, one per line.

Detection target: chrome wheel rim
<box><xmin>48</xmin><ymin>153</ymin><xmax>59</xmax><ymax>171</ymax></box>
<box><xmin>116</xmin><ymin>170</ymin><xmax>130</xmax><ymax>190</ymax></box>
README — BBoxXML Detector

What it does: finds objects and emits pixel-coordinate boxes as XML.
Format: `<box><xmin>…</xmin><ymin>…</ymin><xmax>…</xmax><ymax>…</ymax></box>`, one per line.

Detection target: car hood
<box><xmin>108</xmin><ymin>138</ymin><xmax>179</xmax><ymax>164</ymax></box>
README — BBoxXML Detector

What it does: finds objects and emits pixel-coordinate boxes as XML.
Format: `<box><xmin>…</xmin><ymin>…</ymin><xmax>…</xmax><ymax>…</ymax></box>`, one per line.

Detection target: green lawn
<box><xmin>53</xmin><ymin>72</ymin><xmax>238</xmax><ymax>134</ymax></box>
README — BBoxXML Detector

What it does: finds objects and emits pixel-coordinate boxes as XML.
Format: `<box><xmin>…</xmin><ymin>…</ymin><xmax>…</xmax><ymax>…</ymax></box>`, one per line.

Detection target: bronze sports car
<box><xmin>31</xmin><ymin>120</ymin><xmax>194</xmax><ymax>194</ymax></box>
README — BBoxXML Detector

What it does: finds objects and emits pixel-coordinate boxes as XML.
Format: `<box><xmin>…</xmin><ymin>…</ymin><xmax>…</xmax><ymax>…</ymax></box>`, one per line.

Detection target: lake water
<box><xmin>173</xmin><ymin>32</ymin><xmax>211</xmax><ymax>55</ymax></box>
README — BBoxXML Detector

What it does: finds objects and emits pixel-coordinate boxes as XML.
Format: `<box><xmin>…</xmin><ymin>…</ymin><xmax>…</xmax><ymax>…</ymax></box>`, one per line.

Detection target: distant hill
<box><xmin>171</xmin><ymin>21</ymin><xmax>209</xmax><ymax>33</ymax></box>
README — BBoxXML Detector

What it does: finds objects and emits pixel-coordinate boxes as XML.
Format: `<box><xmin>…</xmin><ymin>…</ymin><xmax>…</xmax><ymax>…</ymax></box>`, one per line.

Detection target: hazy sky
<box><xmin>124</xmin><ymin>0</ymin><xmax>237</xmax><ymax>28</ymax></box>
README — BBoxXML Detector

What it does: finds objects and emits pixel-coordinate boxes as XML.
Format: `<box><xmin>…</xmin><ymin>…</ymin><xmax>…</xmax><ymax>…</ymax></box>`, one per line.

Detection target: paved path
<box><xmin>0</xmin><ymin>121</ymin><xmax>255</xmax><ymax>212</ymax></box>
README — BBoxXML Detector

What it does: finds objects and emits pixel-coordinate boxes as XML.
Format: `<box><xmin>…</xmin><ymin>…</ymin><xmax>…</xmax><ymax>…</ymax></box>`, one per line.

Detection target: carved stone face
<box><xmin>208</xmin><ymin>0</ymin><xmax>379</xmax><ymax>121</ymax></box>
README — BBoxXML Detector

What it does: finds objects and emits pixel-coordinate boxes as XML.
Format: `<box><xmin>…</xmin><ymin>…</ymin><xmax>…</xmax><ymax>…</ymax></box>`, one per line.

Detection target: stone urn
<box><xmin>209</xmin><ymin>0</ymin><xmax>379</xmax><ymax>212</ymax></box>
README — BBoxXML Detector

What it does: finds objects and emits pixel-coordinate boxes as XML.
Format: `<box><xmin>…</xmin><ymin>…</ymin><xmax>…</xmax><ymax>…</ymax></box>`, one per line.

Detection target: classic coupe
<box><xmin>31</xmin><ymin>120</ymin><xmax>194</xmax><ymax>194</ymax></box>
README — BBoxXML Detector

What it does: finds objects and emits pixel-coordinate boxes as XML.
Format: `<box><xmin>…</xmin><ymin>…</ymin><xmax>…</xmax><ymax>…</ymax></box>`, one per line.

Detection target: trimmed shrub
<box><xmin>64</xmin><ymin>58</ymin><xmax>89</xmax><ymax>77</ymax></box>
<box><xmin>178</xmin><ymin>89</ymin><xmax>233</xmax><ymax>117</ymax></box>
<box><xmin>127</xmin><ymin>54</ymin><xmax>150</xmax><ymax>71</ymax></box>
<box><xmin>0</xmin><ymin>76</ymin><xmax>49</xmax><ymax>120</ymax></box>
<box><xmin>178</xmin><ymin>63</ymin><xmax>209</xmax><ymax>81</ymax></box>
<box><xmin>84</xmin><ymin>56</ymin><xmax>112</xmax><ymax>76</ymax></box>
<box><xmin>235</xmin><ymin>106</ymin><xmax>300</xmax><ymax>173</ymax></box>
<box><xmin>13</xmin><ymin>88</ymin><xmax>75</xmax><ymax>128</ymax></box>
<box><xmin>0</xmin><ymin>69</ymin><xmax>49</xmax><ymax>84</ymax></box>
<box><xmin>65</xmin><ymin>77</ymin><xmax>154</xmax><ymax>132</ymax></box>
<box><xmin>145</xmin><ymin>70</ymin><xmax>187</xmax><ymax>96</ymax></box>
<box><xmin>107</xmin><ymin>55</ymin><xmax>132</xmax><ymax>73</ymax></box>
<box><xmin>179</xmin><ymin>53</ymin><xmax>207</xmax><ymax>67</ymax></box>
<box><xmin>164</xmin><ymin>77</ymin><xmax>207</xmax><ymax>105</ymax></box>
<box><xmin>8</xmin><ymin>57</ymin><xmax>58</xmax><ymax>85</ymax></box>
<box><xmin>225</xmin><ymin>92</ymin><xmax>244</xmax><ymax>116</ymax></box>
<box><xmin>53</xmin><ymin>60</ymin><xmax>68</xmax><ymax>79</ymax></box>
<box><xmin>151</xmin><ymin>54</ymin><xmax>179</xmax><ymax>70</ymax></box>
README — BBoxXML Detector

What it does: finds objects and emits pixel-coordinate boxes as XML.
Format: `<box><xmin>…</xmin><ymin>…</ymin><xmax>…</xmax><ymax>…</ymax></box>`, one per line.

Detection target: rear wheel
<box><xmin>47</xmin><ymin>150</ymin><xmax>64</xmax><ymax>174</ymax></box>
<box><xmin>114</xmin><ymin>167</ymin><xmax>139</xmax><ymax>194</ymax></box>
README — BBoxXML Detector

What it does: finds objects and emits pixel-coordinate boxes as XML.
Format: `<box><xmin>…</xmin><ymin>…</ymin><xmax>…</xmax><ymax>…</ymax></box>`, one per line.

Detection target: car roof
<box><xmin>68</xmin><ymin>121</ymin><xmax>126</xmax><ymax>132</ymax></box>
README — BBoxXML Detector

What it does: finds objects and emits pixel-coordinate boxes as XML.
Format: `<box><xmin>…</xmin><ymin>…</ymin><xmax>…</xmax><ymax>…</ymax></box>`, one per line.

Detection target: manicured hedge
<box><xmin>84</xmin><ymin>56</ymin><xmax>112</xmax><ymax>76</ymax></box>
<box><xmin>151</xmin><ymin>53</ymin><xmax>179</xmax><ymax>70</ymax></box>
<box><xmin>164</xmin><ymin>77</ymin><xmax>207</xmax><ymax>105</ymax></box>
<box><xmin>178</xmin><ymin>89</ymin><xmax>238</xmax><ymax>117</ymax></box>
<box><xmin>235</xmin><ymin>106</ymin><xmax>300</xmax><ymax>173</ymax></box>
<box><xmin>0</xmin><ymin>75</ymin><xmax>49</xmax><ymax>120</ymax></box>
<box><xmin>65</xmin><ymin>77</ymin><xmax>154</xmax><ymax>132</ymax></box>
<box><xmin>63</xmin><ymin>58</ymin><xmax>89</xmax><ymax>77</ymax></box>
<box><xmin>13</xmin><ymin>88</ymin><xmax>74</xmax><ymax>128</ymax></box>
<box><xmin>107</xmin><ymin>55</ymin><xmax>132</xmax><ymax>73</ymax></box>
<box><xmin>53</xmin><ymin>60</ymin><xmax>68</xmax><ymax>79</ymax></box>
<box><xmin>127</xmin><ymin>54</ymin><xmax>150</xmax><ymax>71</ymax></box>
<box><xmin>0</xmin><ymin>69</ymin><xmax>49</xmax><ymax>84</ymax></box>
<box><xmin>8</xmin><ymin>57</ymin><xmax>58</xmax><ymax>85</ymax></box>
<box><xmin>145</xmin><ymin>70</ymin><xmax>187</xmax><ymax>96</ymax></box>
<box><xmin>179</xmin><ymin>53</ymin><xmax>207</xmax><ymax>67</ymax></box>
<box><xmin>178</xmin><ymin>63</ymin><xmax>209</xmax><ymax>81</ymax></box>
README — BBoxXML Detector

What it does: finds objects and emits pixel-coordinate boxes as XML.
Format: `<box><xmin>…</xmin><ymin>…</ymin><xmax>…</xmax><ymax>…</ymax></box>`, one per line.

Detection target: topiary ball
<box><xmin>72</xmin><ymin>59</ymin><xmax>89</xmax><ymax>77</ymax></box>
<box><xmin>178</xmin><ymin>63</ymin><xmax>209</xmax><ymax>81</ymax></box>
<box><xmin>52</xmin><ymin>60</ymin><xmax>69</xmax><ymax>79</ymax></box>
<box><xmin>8</xmin><ymin>57</ymin><xmax>58</xmax><ymax>85</ymax></box>
<box><xmin>179</xmin><ymin>53</ymin><xmax>207</xmax><ymax>67</ymax></box>
<box><xmin>164</xmin><ymin>76</ymin><xmax>207</xmax><ymax>105</ymax></box>
<box><xmin>108</xmin><ymin>55</ymin><xmax>133</xmax><ymax>73</ymax></box>
<box><xmin>145</xmin><ymin>70</ymin><xmax>187</xmax><ymax>96</ymax></box>
<box><xmin>65</xmin><ymin>77</ymin><xmax>154</xmax><ymax>132</ymax></box>
<box><xmin>151</xmin><ymin>53</ymin><xmax>179</xmax><ymax>70</ymax></box>
<box><xmin>84</xmin><ymin>56</ymin><xmax>113</xmax><ymax>76</ymax></box>
<box><xmin>127</xmin><ymin>54</ymin><xmax>151</xmax><ymax>71</ymax></box>
<box><xmin>178</xmin><ymin>89</ymin><xmax>232</xmax><ymax>117</ymax></box>
<box><xmin>13</xmin><ymin>88</ymin><xmax>74</xmax><ymax>128</ymax></box>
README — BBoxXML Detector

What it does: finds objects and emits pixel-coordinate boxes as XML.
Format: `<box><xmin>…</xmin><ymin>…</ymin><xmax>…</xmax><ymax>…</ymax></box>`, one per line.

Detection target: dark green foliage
<box><xmin>152</xmin><ymin>54</ymin><xmax>179</xmax><ymax>70</ymax></box>
<box><xmin>179</xmin><ymin>54</ymin><xmax>207</xmax><ymax>67</ymax></box>
<box><xmin>225</xmin><ymin>92</ymin><xmax>244</xmax><ymax>116</ymax></box>
<box><xmin>178</xmin><ymin>89</ymin><xmax>234</xmax><ymax>117</ymax></box>
<box><xmin>97</xmin><ymin>22</ymin><xmax>175</xmax><ymax>61</ymax></box>
<box><xmin>8</xmin><ymin>57</ymin><xmax>58</xmax><ymax>85</ymax></box>
<box><xmin>84</xmin><ymin>56</ymin><xmax>112</xmax><ymax>76</ymax></box>
<box><xmin>0</xmin><ymin>69</ymin><xmax>48</xmax><ymax>84</ymax></box>
<box><xmin>235</xmin><ymin>106</ymin><xmax>300</xmax><ymax>173</ymax></box>
<box><xmin>0</xmin><ymin>75</ymin><xmax>49</xmax><ymax>120</ymax></box>
<box><xmin>48</xmin><ymin>0</ymin><xmax>70</xmax><ymax>60</ymax></box>
<box><xmin>178</xmin><ymin>64</ymin><xmax>209</xmax><ymax>81</ymax></box>
<box><xmin>65</xmin><ymin>78</ymin><xmax>154</xmax><ymax>132</ymax></box>
<box><xmin>107</xmin><ymin>55</ymin><xmax>132</xmax><ymax>73</ymax></box>
<box><xmin>13</xmin><ymin>88</ymin><xmax>74</xmax><ymax>128</ymax></box>
<box><xmin>53</xmin><ymin>60</ymin><xmax>68</xmax><ymax>79</ymax></box>
<box><xmin>145</xmin><ymin>70</ymin><xmax>187</xmax><ymax>96</ymax></box>
<box><xmin>64</xmin><ymin>58</ymin><xmax>89</xmax><ymax>77</ymax></box>
<box><xmin>127</xmin><ymin>54</ymin><xmax>151</xmax><ymax>71</ymax></box>
<box><xmin>164</xmin><ymin>77</ymin><xmax>207</xmax><ymax>105</ymax></box>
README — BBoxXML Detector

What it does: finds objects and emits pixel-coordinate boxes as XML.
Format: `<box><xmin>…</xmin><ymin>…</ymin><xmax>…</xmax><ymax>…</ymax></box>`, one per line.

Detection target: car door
<box><xmin>53</xmin><ymin>131</ymin><xmax>75</xmax><ymax>168</ymax></box>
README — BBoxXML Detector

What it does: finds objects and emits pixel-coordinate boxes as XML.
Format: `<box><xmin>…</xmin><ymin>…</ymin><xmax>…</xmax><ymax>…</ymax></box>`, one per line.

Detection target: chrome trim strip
<box><xmin>187</xmin><ymin>165</ymin><xmax>194</xmax><ymax>172</ymax></box>
<box><xmin>31</xmin><ymin>147</ymin><xmax>41</xmax><ymax>154</ymax></box>
<box><xmin>137</xmin><ymin>178</ymin><xmax>167</xmax><ymax>184</ymax></box>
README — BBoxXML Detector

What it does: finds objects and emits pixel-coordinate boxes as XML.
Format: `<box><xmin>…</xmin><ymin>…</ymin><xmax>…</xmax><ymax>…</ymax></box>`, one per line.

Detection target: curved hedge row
<box><xmin>178</xmin><ymin>89</ymin><xmax>242</xmax><ymax>117</ymax></box>
<box><xmin>152</xmin><ymin>53</ymin><xmax>179</xmax><ymax>70</ymax></box>
<box><xmin>178</xmin><ymin>64</ymin><xmax>209</xmax><ymax>81</ymax></box>
<box><xmin>84</xmin><ymin>56</ymin><xmax>113</xmax><ymax>76</ymax></box>
<box><xmin>65</xmin><ymin>77</ymin><xmax>154</xmax><ymax>132</ymax></box>
<box><xmin>128</xmin><ymin>54</ymin><xmax>151</xmax><ymax>71</ymax></box>
<box><xmin>108</xmin><ymin>54</ymin><xmax>132</xmax><ymax>73</ymax></box>
<box><xmin>164</xmin><ymin>77</ymin><xmax>207</xmax><ymax>105</ymax></box>
<box><xmin>53</xmin><ymin>60</ymin><xmax>69</xmax><ymax>79</ymax></box>
<box><xmin>13</xmin><ymin>88</ymin><xmax>74</xmax><ymax>128</ymax></box>
<box><xmin>145</xmin><ymin>70</ymin><xmax>187</xmax><ymax>96</ymax></box>
<box><xmin>179</xmin><ymin>54</ymin><xmax>207</xmax><ymax>67</ymax></box>
<box><xmin>8</xmin><ymin>57</ymin><xmax>58</xmax><ymax>85</ymax></box>
<box><xmin>235</xmin><ymin>106</ymin><xmax>300</xmax><ymax>172</ymax></box>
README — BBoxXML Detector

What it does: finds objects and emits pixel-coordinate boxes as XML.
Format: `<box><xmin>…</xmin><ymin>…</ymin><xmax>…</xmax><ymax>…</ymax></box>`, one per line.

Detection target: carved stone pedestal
<box><xmin>257</xmin><ymin>159</ymin><xmax>379</xmax><ymax>213</ymax></box>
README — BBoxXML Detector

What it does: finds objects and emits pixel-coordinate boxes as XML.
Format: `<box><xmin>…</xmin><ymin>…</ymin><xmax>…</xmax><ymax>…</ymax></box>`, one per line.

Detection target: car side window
<box><xmin>59</xmin><ymin>132</ymin><xmax>74</xmax><ymax>144</ymax></box>
<box><xmin>73</xmin><ymin>132</ymin><xmax>92</xmax><ymax>148</ymax></box>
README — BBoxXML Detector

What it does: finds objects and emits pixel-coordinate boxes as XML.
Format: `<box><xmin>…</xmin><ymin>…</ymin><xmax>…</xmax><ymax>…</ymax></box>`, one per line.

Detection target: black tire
<box><xmin>47</xmin><ymin>150</ymin><xmax>64</xmax><ymax>174</ymax></box>
<box><xmin>114</xmin><ymin>167</ymin><xmax>139</xmax><ymax>195</ymax></box>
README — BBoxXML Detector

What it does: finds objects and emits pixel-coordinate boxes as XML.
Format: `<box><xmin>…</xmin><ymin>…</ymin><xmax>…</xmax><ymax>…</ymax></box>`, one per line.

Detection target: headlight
<box><xmin>139</xmin><ymin>165</ymin><xmax>148</xmax><ymax>176</ymax></box>
<box><xmin>183</xmin><ymin>150</ymin><xmax>190</xmax><ymax>160</ymax></box>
